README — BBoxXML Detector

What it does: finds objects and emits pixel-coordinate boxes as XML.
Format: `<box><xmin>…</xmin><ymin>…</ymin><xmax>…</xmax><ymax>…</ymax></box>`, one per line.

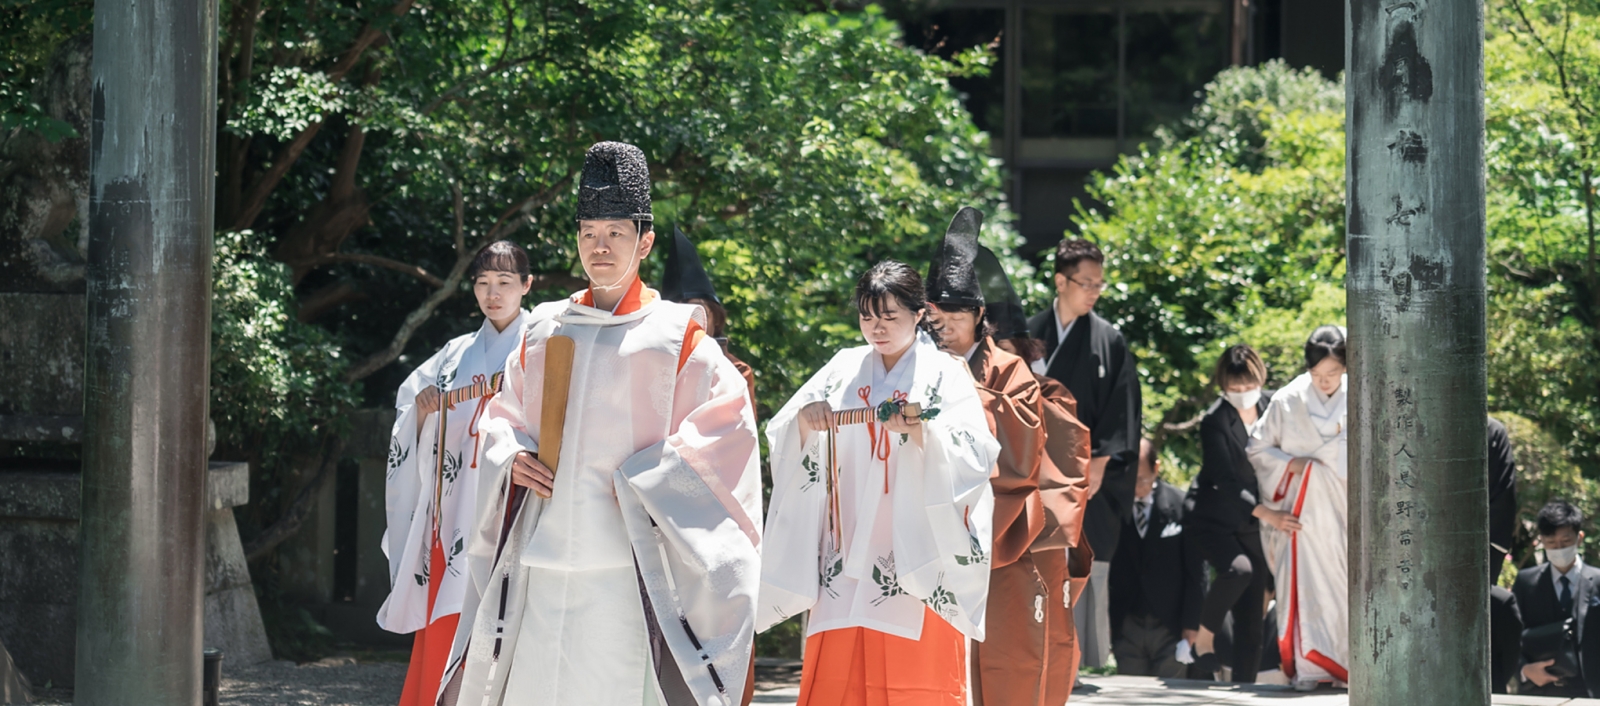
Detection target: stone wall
<box><xmin>0</xmin><ymin>463</ymin><xmax>270</xmax><ymax>686</ymax></box>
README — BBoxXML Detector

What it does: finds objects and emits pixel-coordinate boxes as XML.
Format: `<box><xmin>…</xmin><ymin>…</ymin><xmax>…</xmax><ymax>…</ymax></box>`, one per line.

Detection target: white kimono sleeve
<box><xmin>1248</xmin><ymin>393</ymin><xmax>1298</xmax><ymax>509</ymax></box>
<box><xmin>615</xmin><ymin>338</ymin><xmax>763</xmax><ymax>705</ymax></box>
<box><xmin>757</xmin><ymin>350</ymin><xmax>859</xmax><ymax>632</ymax></box>
<box><xmin>890</xmin><ymin>359</ymin><xmax>999</xmax><ymax>640</ymax></box>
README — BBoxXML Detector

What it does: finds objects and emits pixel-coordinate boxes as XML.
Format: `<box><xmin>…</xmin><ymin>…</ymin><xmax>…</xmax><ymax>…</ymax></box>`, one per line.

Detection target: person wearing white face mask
<box><xmin>1514</xmin><ymin>500</ymin><xmax>1600</xmax><ymax>697</ymax></box>
<box><xmin>1187</xmin><ymin>344</ymin><xmax>1275</xmax><ymax>682</ymax></box>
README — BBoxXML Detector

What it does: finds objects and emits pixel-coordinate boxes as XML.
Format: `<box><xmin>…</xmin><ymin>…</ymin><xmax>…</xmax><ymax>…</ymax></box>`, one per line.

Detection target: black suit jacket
<box><xmin>1488</xmin><ymin>416</ymin><xmax>1518</xmax><ymax>559</ymax></box>
<box><xmin>1027</xmin><ymin>308</ymin><xmax>1141</xmax><ymax>560</ymax></box>
<box><xmin>1512</xmin><ymin>561</ymin><xmax>1600</xmax><ymax>696</ymax></box>
<box><xmin>1189</xmin><ymin>394</ymin><xmax>1272</xmax><ymax>534</ymax></box>
<box><xmin>1108</xmin><ymin>481</ymin><xmax>1204</xmax><ymax>638</ymax></box>
<box><xmin>1491</xmin><ymin>585</ymin><xmax>1524</xmax><ymax>693</ymax></box>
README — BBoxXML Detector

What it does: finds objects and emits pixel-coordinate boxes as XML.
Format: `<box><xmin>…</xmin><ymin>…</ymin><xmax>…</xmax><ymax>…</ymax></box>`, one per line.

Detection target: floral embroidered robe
<box><xmin>760</xmin><ymin>332</ymin><xmax>999</xmax><ymax>644</ymax></box>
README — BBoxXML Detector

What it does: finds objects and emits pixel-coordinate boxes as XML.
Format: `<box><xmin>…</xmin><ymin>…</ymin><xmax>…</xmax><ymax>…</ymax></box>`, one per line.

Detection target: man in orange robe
<box><xmin>927</xmin><ymin>221</ymin><xmax>1093</xmax><ymax>705</ymax></box>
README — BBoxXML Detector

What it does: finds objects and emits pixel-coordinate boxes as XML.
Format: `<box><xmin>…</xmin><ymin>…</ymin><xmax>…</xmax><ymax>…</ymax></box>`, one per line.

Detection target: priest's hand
<box><xmin>1254</xmin><ymin>505</ymin><xmax>1303</xmax><ymax>533</ymax></box>
<box><xmin>415</xmin><ymin>387</ymin><xmax>442</xmax><ymax>416</ymax></box>
<box><xmin>798</xmin><ymin>401</ymin><xmax>839</xmax><ymax>444</ymax></box>
<box><xmin>512</xmin><ymin>451</ymin><xmax>555</xmax><ymax>498</ymax></box>
<box><xmin>884</xmin><ymin>411</ymin><xmax>923</xmax><ymax>444</ymax></box>
<box><xmin>1523</xmin><ymin>660</ymin><xmax>1559</xmax><ymax>687</ymax></box>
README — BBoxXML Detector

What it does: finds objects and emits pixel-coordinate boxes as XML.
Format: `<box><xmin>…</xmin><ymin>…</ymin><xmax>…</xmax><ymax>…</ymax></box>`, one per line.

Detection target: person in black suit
<box><xmin>1027</xmin><ymin>238</ymin><xmax>1141</xmax><ymax>667</ymax></box>
<box><xmin>1488</xmin><ymin>416</ymin><xmax>1518</xmax><ymax>580</ymax></box>
<box><xmin>1486</xmin><ymin>415</ymin><xmax>1521</xmax><ymax>694</ymax></box>
<box><xmin>1109</xmin><ymin>439</ymin><xmax>1204</xmax><ymax>677</ymax></box>
<box><xmin>1514</xmin><ymin>500</ymin><xmax>1600</xmax><ymax>696</ymax></box>
<box><xmin>1186</xmin><ymin>344</ymin><xmax>1279</xmax><ymax>682</ymax></box>
<box><xmin>1491</xmin><ymin>585</ymin><xmax>1523</xmax><ymax>693</ymax></box>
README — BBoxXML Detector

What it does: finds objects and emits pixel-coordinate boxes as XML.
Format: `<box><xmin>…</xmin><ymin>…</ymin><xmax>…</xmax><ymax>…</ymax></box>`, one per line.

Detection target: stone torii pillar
<box><xmin>76</xmin><ymin>0</ymin><xmax>217</xmax><ymax>704</ymax></box>
<box><xmin>1345</xmin><ymin>0</ymin><xmax>1487</xmax><ymax>701</ymax></box>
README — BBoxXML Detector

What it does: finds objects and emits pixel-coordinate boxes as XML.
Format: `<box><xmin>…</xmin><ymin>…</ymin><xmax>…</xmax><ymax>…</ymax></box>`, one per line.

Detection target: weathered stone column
<box><xmin>1346</xmin><ymin>0</ymin><xmax>1487</xmax><ymax>701</ymax></box>
<box><xmin>76</xmin><ymin>0</ymin><xmax>217</xmax><ymax>703</ymax></box>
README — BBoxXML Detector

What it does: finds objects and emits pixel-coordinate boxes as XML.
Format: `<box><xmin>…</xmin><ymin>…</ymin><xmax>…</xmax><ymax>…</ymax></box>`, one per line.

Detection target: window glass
<box><xmin>1020</xmin><ymin>8</ymin><xmax>1119</xmax><ymax>138</ymax></box>
<box><xmin>1124</xmin><ymin>10</ymin><xmax>1228</xmax><ymax>142</ymax></box>
<box><xmin>907</xmin><ymin>9</ymin><xmax>1008</xmax><ymax>137</ymax></box>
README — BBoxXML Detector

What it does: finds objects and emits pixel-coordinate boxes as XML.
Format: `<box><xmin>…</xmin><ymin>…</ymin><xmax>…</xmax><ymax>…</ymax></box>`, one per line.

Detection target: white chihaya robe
<box><xmin>760</xmin><ymin>332</ymin><xmax>999</xmax><ymax>643</ymax></box>
<box><xmin>1247</xmin><ymin>372</ymin><xmax>1349</xmax><ymax>684</ymax></box>
<box><xmin>379</xmin><ymin>310</ymin><xmax>531</xmax><ymax>633</ymax></box>
<box><xmin>446</xmin><ymin>283</ymin><xmax>762</xmax><ymax>706</ymax></box>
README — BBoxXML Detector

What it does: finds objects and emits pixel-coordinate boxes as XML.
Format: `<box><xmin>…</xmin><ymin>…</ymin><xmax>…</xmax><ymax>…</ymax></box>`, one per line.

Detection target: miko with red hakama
<box><xmin>761</xmin><ymin>332</ymin><xmax>999</xmax><ymax>706</ymax></box>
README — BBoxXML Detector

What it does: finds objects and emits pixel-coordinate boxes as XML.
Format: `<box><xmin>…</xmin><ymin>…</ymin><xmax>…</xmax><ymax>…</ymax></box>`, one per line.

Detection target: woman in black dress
<box><xmin>1187</xmin><ymin>344</ymin><xmax>1292</xmax><ymax>682</ymax></box>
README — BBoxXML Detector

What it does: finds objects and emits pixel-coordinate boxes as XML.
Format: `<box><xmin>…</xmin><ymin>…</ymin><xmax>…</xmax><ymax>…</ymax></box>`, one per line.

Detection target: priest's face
<box><xmin>859</xmin><ymin>296</ymin><xmax>922</xmax><ymax>359</ymax></box>
<box><xmin>579</xmin><ymin>219</ymin><xmax>656</xmax><ymax>289</ymax></box>
<box><xmin>927</xmin><ymin>304</ymin><xmax>983</xmax><ymax>356</ymax></box>
<box><xmin>1309</xmin><ymin>357</ymin><xmax>1346</xmax><ymax>396</ymax></box>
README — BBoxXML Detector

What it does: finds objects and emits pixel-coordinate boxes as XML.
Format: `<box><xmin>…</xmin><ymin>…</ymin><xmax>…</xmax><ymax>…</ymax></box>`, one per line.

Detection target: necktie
<box><xmin>1561</xmin><ymin>575</ymin><xmax>1574</xmax><ymax>616</ymax></box>
<box><xmin>1136</xmin><ymin>500</ymin><xmax>1150</xmax><ymax>537</ymax></box>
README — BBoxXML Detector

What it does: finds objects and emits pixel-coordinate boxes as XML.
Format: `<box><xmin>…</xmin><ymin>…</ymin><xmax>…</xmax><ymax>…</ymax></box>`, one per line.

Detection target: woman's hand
<box><xmin>1254</xmin><ymin>505</ymin><xmax>1304</xmax><ymax>533</ymax></box>
<box><xmin>798</xmin><ymin>401</ymin><xmax>838</xmax><ymax>436</ymax></box>
<box><xmin>415</xmin><ymin>387</ymin><xmax>442</xmax><ymax>416</ymax></box>
<box><xmin>884</xmin><ymin>410</ymin><xmax>923</xmax><ymax>444</ymax></box>
<box><xmin>512</xmin><ymin>451</ymin><xmax>556</xmax><ymax>498</ymax></box>
<box><xmin>1289</xmin><ymin>457</ymin><xmax>1313</xmax><ymax>476</ymax></box>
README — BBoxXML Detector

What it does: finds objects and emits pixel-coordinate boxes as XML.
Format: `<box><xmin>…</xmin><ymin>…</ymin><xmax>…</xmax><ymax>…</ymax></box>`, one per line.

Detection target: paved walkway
<box><xmin>25</xmin><ymin>664</ymin><xmax>1600</xmax><ymax>705</ymax></box>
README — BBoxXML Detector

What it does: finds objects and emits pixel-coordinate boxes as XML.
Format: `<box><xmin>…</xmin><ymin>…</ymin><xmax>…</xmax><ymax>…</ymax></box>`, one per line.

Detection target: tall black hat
<box><xmin>576</xmin><ymin>141</ymin><xmax>653</xmax><ymax>223</ymax></box>
<box><xmin>661</xmin><ymin>225</ymin><xmax>720</xmax><ymax>304</ymax></box>
<box><xmin>926</xmin><ymin>206</ymin><xmax>985</xmax><ymax>308</ymax></box>
<box><xmin>976</xmin><ymin>246</ymin><xmax>1029</xmax><ymax>340</ymax></box>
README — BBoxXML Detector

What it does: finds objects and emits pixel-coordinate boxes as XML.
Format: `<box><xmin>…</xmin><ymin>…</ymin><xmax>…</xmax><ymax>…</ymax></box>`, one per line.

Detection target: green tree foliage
<box><xmin>0</xmin><ymin>0</ymin><xmax>88</xmax><ymax>141</ymax></box>
<box><xmin>1067</xmin><ymin>61</ymin><xmax>1347</xmax><ymax>477</ymax></box>
<box><xmin>1485</xmin><ymin>0</ymin><xmax>1600</xmax><ymax>474</ymax></box>
<box><xmin>1071</xmin><ymin>8</ymin><xmax>1600</xmax><ymax>516</ymax></box>
<box><xmin>211</xmin><ymin>231</ymin><xmax>361</xmax><ymax>535</ymax></box>
<box><xmin>198</xmin><ymin>0</ymin><xmax>1011</xmax><ymax>413</ymax></box>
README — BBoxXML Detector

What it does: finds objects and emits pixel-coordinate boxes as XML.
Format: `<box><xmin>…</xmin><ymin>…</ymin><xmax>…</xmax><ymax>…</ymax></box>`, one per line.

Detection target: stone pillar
<box><xmin>1345</xmin><ymin>0</ymin><xmax>1488</xmax><ymax>700</ymax></box>
<box><xmin>76</xmin><ymin>0</ymin><xmax>218</xmax><ymax>703</ymax></box>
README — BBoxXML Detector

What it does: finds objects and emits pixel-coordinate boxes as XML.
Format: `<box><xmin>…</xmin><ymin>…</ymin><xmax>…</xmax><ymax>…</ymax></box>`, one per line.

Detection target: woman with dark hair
<box><xmin>1248</xmin><ymin>325</ymin><xmax>1349</xmax><ymax>691</ymax></box>
<box><xmin>1187</xmin><ymin>344</ymin><xmax>1275</xmax><ymax>681</ymax></box>
<box><xmin>761</xmin><ymin>259</ymin><xmax>998</xmax><ymax>706</ymax></box>
<box><xmin>380</xmin><ymin>239</ymin><xmax>534</xmax><ymax>706</ymax></box>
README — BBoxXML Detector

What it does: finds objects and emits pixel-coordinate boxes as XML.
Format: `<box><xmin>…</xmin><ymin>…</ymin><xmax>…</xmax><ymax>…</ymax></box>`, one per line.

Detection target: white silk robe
<box><xmin>1248</xmin><ymin>372</ymin><xmax>1349</xmax><ymax>684</ymax></box>
<box><xmin>760</xmin><ymin>332</ymin><xmax>999</xmax><ymax>643</ymax></box>
<box><xmin>447</xmin><ymin>283</ymin><xmax>762</xmax><ymax>706</ymax></box>
<box><xmin>379</xmin><ymin>310</ymin><xmax>530</xmax><ymax>633</ymax></box>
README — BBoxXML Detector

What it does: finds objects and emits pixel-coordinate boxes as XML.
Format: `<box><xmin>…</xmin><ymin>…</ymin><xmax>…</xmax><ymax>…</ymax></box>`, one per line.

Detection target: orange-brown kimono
<box><xmin>968</xmin><ymin>339</ymin><xmax>1091</xmax><ymax>706</ymax></box>
<box><xmin>1035</xmin><ymin>374</ymin><xmax>1093</xmax><ymax>703</ymax></box>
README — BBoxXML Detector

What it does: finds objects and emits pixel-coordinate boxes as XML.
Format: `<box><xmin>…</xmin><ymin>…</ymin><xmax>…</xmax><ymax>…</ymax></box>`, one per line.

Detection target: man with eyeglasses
<box><xmin>1027</xmin><ymin>238</ymin><xmax>1142</xmax><ymax>671</ymax></box>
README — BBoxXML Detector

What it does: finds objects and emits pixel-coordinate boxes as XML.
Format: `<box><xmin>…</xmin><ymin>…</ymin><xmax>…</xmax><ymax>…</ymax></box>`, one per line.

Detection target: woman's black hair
<box><xmin>855</xmin><ymin>260</ymin><xmax>942</xmax><ymax>348</ymax></box>
<box><xmin>1304</xmin><ymin>325</ymin><xmax>1347</xmax><ymax>370</ymax></box>
<box><xmin>469</xmin><ymin>240</ymin><xmax>531</xmax><ymax>282</ymax></box>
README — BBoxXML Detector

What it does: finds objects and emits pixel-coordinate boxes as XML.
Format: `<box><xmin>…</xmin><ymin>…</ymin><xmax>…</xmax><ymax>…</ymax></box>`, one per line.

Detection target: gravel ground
<box><xmin>221</xmin><ymin>658</ymin><xmax>409</xmax><ymax>706</ymax></box>
<box><xmin>26</xmin><ymin>658</ymin><xmax>804</xmax><ymax>706</ymax></box>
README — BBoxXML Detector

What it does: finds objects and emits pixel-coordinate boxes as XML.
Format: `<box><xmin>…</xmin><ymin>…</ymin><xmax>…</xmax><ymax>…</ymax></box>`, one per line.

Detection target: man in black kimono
<box><xmin>1027</xmin><ymin>237</ymin><xmax>1141</xmax><ymax>668</ymax></box>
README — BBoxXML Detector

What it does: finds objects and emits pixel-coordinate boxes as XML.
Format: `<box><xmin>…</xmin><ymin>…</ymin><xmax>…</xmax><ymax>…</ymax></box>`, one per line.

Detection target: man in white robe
<box><xmin>445</xmin><ymin>142</ymin><xmax>762</xmax><ymax>706</ymax></box>
<box><xmin>1247</xmin><ymin>331</ymin><xmax>1349</xmax><ymax>690</ymax></box>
